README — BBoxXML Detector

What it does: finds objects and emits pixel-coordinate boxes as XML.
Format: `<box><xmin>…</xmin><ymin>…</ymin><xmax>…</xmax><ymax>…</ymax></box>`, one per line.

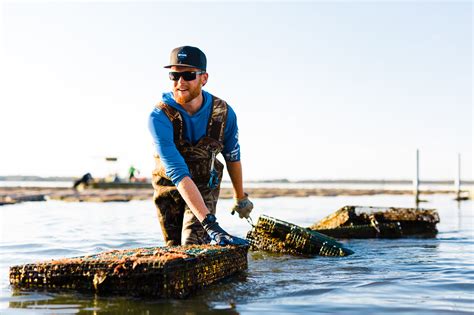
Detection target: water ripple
<box><xmin>1</xmin><ymin>197</ymin><xmax>472</xmax><ymax>314</ymax></box>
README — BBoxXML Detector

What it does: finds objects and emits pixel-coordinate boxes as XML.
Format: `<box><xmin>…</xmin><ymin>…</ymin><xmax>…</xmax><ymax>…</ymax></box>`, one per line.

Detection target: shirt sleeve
<box><xmin>148</xmin><ymin>108</ymin><xmax>191</xmax><ymax>185</ymax></box>
<box><xmin>222</xmin><ymin>105</ymin><xmax>241</xmax><ymax>162</ymax></box>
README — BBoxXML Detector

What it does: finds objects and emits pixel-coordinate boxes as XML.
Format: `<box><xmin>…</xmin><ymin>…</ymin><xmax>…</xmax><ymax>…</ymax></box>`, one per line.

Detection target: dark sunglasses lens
<box><xmin>181</xmin><ymin>72</ymin><xmax>196</xmax><ymax>81</ymax></box>
<box><xmin>169</xmin><ymin>72</ymin><xmax>179</xmax><ymax>81</ymax></box>
<box><xmin>169</xmin><ymin>72</ymin><xmax>197</xmax><ymax>81</ymax></box>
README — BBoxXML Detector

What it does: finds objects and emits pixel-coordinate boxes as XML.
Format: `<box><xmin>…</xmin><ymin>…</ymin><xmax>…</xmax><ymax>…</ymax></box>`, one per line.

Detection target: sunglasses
<box><xmin>169</xmin><ymin>71</ymin><xmax>206</xmax><ymax>81</ymax></box>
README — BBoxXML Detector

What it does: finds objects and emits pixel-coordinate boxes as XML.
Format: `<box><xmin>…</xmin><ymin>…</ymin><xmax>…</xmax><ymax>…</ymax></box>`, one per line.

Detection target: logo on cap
<box><xmin>177</xmin><ymin>51</ymin><xmax>187</xmax><ymax>61</ymax></box>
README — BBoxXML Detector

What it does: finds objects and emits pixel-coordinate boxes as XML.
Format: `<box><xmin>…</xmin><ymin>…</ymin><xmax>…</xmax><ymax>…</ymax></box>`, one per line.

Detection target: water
<box><xmin>0</xmin><ymin>194</ymin><xmax>473</xmax><ymax>314</ymax></box>
<box><xmin>0</xmin><ymin>181</ymin><xmax>73</xmax><ymax>188</ymax></box>
<box><xmin>2</xmin><ymin>180</ymin><xmax>473</xmax><ymax>191</ymax></box>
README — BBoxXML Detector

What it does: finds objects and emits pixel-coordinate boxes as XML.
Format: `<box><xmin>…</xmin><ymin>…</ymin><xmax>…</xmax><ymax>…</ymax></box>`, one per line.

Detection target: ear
<box><xmin>201</xmin><ymin>73</ymin><xmax>209</xmax><ymax>86</ymax></box>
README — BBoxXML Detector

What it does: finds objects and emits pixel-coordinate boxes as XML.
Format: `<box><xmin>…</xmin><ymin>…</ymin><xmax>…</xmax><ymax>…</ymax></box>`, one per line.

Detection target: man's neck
<box><xmin>180</xmin><ymin>92</ymin><xmax>203</xmax><ymax>116</ymax></box>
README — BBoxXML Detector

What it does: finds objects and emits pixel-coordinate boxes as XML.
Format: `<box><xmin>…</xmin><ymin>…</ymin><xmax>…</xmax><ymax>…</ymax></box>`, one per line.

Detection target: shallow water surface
<box><xmin>0</xmin><ymin>194</ymin><xmax>473</xmax><ymax>314</ymax></box>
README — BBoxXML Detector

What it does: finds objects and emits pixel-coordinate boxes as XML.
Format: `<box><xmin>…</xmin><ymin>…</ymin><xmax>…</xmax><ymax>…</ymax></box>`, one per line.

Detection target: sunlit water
<box><xmin>2</xmin><ymin>180</ymin><xmax>472</xmax><ymax>191</ymax></box>
<box><xmin>0</xmin><ymin>194</ymin><xmax>472</xmax><ymax>314</ymax></box>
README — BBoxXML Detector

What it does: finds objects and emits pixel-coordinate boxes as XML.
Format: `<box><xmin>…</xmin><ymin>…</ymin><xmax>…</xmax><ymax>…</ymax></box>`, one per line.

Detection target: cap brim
<box><xmin>164</xmin><ymin>64</ymin><xmax>205</xmax><ymax>71</ymax></box>
<box><xmin>164</xmin><ymin>64</ymin><xmax>198</xmax><ymax>69</ymax></box>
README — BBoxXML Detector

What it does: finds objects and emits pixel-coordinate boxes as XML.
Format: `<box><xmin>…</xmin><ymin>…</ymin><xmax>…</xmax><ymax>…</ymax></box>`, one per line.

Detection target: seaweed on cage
<box><xmin>246</xmin><ymin>215</ymin><xmax>353</xmax><ymax>257</ymax></box>
<box><xmin>310</xmin><ymin>206</ymin><xmax>439</xmax><ymax>238</ymax></box>
<box><xmin>9</xmin><ymin>244</ymin><xmax>249</xmax><ymax>298</ymax></box>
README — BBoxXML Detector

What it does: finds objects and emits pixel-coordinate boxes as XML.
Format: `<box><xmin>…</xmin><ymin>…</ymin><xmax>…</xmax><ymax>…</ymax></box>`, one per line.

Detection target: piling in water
<box><xmin>310</xmin><ymin>205</ymin><xmax>439</xmax><ymax>238</ymax></box>
<box><xmin>246</xmin><ymin>215</ymin><xmax>353</xmax><ymax>256</ymax></box>
<box><xmin>9</xmin><ymin>245</ymin><xmax>248</xmax><ymax>298</ymax></box>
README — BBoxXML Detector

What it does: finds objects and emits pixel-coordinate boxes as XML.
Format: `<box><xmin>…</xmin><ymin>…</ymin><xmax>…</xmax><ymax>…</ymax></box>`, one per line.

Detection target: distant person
<box><xmin>148</xmin><ymin>46</ymin><xmax>253</xmax><ymax>246</ymax></box>
<box><xmin>112</xmin><ymin>173</ymin><xmax>121</xmax><ymax>183</ymax></box>
<box><xmin>73</xmin><ymin>173</ymin><xmax>93</xmax><ymax>190</ymax></box>
<box><xmin>128</xmin><ymin>165</ymin><xmax>139</xmax><ymax>182</ymax></box>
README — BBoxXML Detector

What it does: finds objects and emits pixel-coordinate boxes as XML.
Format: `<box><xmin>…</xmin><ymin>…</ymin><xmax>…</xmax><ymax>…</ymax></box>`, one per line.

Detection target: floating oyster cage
<box><xmin>246</xmin><ymin>215</ymin><xmax>353</xmax><ymax>256</ymax></box>
<box><xmin>310</xmin><ymin>206</ymin><xmax>440</xmax><ymax>239</ymax></box>
<box><xmin>9</xmin><ymin>245</ymin><xmax>248</xmax><ymax>298</ymax></box>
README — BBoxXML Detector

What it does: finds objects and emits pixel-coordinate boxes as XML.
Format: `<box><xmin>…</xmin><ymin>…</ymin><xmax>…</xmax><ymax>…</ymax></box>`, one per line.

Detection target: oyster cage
<box><xmin>9</xmin><ymin>245</ymin><xmax>248</xmax><ymax>298</ymax></box>
<box><xmin>310</xmin><ymin>206</ymin><xmax>440</xmax><ymax>239</ymax></box>
<box><xmin>246</xmin><ymin>215</ymin><xmax>353</xmax><ymax>256</ymax></box>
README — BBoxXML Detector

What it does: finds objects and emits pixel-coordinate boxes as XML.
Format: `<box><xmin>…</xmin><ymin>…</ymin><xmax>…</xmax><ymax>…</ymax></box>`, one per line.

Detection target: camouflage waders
<box><xmin>152</xmin><ymin>96</ymin><xmax>228</xmax><ymax>246</ymax></box>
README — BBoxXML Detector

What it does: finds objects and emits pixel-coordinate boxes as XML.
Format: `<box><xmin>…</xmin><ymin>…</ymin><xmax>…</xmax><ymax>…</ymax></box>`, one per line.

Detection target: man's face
<box><xmin>170</xmin><ymin>66</ymin><xmax>208</xmax><ymax>105</ymax></box>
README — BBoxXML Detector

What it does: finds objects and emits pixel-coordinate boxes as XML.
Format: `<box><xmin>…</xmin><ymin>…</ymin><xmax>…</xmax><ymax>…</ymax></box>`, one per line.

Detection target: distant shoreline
<box><xmin>1</xmin><ymin>185</ymin><xmax>471</xmax><ymax>206</ymax></box>
<box><xmin>0</xmin><ymin>176</ymin><xmax>472</xmax><ymax>185</ymax></box>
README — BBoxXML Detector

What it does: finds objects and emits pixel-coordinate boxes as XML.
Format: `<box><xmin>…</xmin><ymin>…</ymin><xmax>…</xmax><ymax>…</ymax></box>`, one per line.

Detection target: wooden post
<box><xmin>414</xmin><ymin>149</ymin><xmax>420</xmax><ymax>203</ymax></box>
<box><xmin>455</xmin><ymin>153</ymin><xmax>461</xmax><ymax>200</ymax></box>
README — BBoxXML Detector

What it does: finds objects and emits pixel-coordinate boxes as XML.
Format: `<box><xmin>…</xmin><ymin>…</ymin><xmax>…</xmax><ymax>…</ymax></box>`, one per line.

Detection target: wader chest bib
<box><xmin>152</xmin><ymin>95</ymin><xmax>228</xmax><ymax>245</ymax></box>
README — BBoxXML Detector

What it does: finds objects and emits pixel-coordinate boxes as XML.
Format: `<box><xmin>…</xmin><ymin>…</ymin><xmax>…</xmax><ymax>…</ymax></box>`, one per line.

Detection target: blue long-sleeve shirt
<box><xmin>148</xmin><ymin>90</ymin><xmax>240</xmax><ymax>186</ymax></box>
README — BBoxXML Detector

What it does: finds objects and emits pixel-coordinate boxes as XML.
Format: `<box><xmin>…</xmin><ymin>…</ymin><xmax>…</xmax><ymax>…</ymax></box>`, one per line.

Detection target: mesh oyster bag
<box><xmin>246</xmin><ymin>215</ymin><xmax>353</xmax><ymax>256</ymax></box>
<box><xmin>310</xmin><ymin>205</ymin><xmax>439</xmax><ymax>238</ymax></box>
<box><xmin>9</xmin><ymin>245</ymin><xmax>248</xmax><ymax>298</ymax></box>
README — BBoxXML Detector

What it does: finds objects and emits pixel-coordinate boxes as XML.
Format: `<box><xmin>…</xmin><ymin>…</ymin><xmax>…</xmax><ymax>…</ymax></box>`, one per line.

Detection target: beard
<box><xmin>173</xmin><ymin>82</ymin><xmax>202</xmax><ymax>105</ymax></box>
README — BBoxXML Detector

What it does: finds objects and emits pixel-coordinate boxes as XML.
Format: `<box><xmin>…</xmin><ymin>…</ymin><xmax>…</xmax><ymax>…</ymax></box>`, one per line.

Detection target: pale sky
<box><xmin>0</xmin><ymin>1</ymin><xmax>472</xmax><ymax>181</ymax></box>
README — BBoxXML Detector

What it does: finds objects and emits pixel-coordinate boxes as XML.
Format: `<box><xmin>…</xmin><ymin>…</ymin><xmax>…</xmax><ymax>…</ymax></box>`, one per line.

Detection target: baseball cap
<box><xmin>164</xmin><ymin>46</ymin><xmax>207</xmax><ymax>71</ymax></box>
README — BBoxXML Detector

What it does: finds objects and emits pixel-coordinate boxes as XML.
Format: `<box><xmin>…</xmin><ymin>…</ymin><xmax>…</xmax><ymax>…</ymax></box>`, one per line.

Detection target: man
<box><xmin>148</xmin><ymin>46</ymin><xmax>253</xmax><ymax>246</ymax></box>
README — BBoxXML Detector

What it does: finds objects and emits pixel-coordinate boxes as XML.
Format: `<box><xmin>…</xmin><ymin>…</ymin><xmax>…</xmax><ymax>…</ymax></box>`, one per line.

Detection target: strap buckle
<box><xmin>208</xmin><ymin>169</ymin><xmax>219</xmax><ymax>189</ymax></box>
<box><xmin>208</xmin><ymin>151</ymin><xmax>219</xmax><ymax>189</ymax></box>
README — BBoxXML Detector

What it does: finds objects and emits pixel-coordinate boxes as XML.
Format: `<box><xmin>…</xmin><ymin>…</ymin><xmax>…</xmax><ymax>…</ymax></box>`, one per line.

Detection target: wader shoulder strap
<box><xmin>207</xmin><ymin>96</ymin><xmax>228</xmax><ymax>143</ymax></box>
<box><xmin>156</xmin><ymin>102</ymin><xmax>183</xmax><ymax>142</ymax></box>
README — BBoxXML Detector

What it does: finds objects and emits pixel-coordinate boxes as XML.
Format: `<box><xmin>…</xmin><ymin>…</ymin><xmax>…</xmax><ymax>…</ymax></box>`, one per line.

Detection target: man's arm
<box><xmin>176</xmin><ymin>176</ymin><xmax>210</xmax><ymax>222</ymax></box>
<box><xmin>226</xmin><ymin>160</ymin><xmax>245</xmax><ymax>199</ymax></box>
<box><xmin>177</xmin><ymin>175</ymin><xmax>248</xmax><ymax>246</ymax></box>
<box><xmin>226</xmin><ymin>160</ymin><xmax>254</xmax><ymax>219</ymax></box>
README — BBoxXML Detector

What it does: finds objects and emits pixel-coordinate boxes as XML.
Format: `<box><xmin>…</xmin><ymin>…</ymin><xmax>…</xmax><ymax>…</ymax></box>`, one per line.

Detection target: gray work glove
<box><xmin>201</xmin><ymin>214</ymin><xmax>249</xmax><ymax>246</ymax></box>
<box><xmin>230</xmin><ymin>193</ymin><xmax>254</xmax><ymax>219</ymax></box>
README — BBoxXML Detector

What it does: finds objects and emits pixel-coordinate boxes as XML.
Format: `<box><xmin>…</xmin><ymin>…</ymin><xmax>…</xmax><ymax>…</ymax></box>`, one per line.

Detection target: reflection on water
<box><xmin>7</xmin><ymin>291</ymin><xmax>241</xmax><ymax>314</ymax></box>
<box><xmin>0</xmin><ymin>181</ymin><xmax>73</xmax><ymax>188</ymax></box>
<box><xmin>0</xmin><ymin>195</ymin><xmax>473</xmax><ymax>314</ymax></box>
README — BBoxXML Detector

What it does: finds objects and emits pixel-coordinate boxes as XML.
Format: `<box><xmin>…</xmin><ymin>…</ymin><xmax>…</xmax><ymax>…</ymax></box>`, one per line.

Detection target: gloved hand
<box><xmin>230</xmin><ymin>193</ymin><xmax>254</xmax><ymax>219</ymax></box>
<box><xmin>201</xmin><ymin>214</ymin><xmax>249</xmax><ymax>246</ymax></box>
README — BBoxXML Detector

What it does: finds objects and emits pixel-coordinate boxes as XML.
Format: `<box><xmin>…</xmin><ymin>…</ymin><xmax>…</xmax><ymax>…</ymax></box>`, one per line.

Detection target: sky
<box><xmin>0</xmin><ymin>0</ymin><xmax>472</xmax><ymax>181</ymax></box>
